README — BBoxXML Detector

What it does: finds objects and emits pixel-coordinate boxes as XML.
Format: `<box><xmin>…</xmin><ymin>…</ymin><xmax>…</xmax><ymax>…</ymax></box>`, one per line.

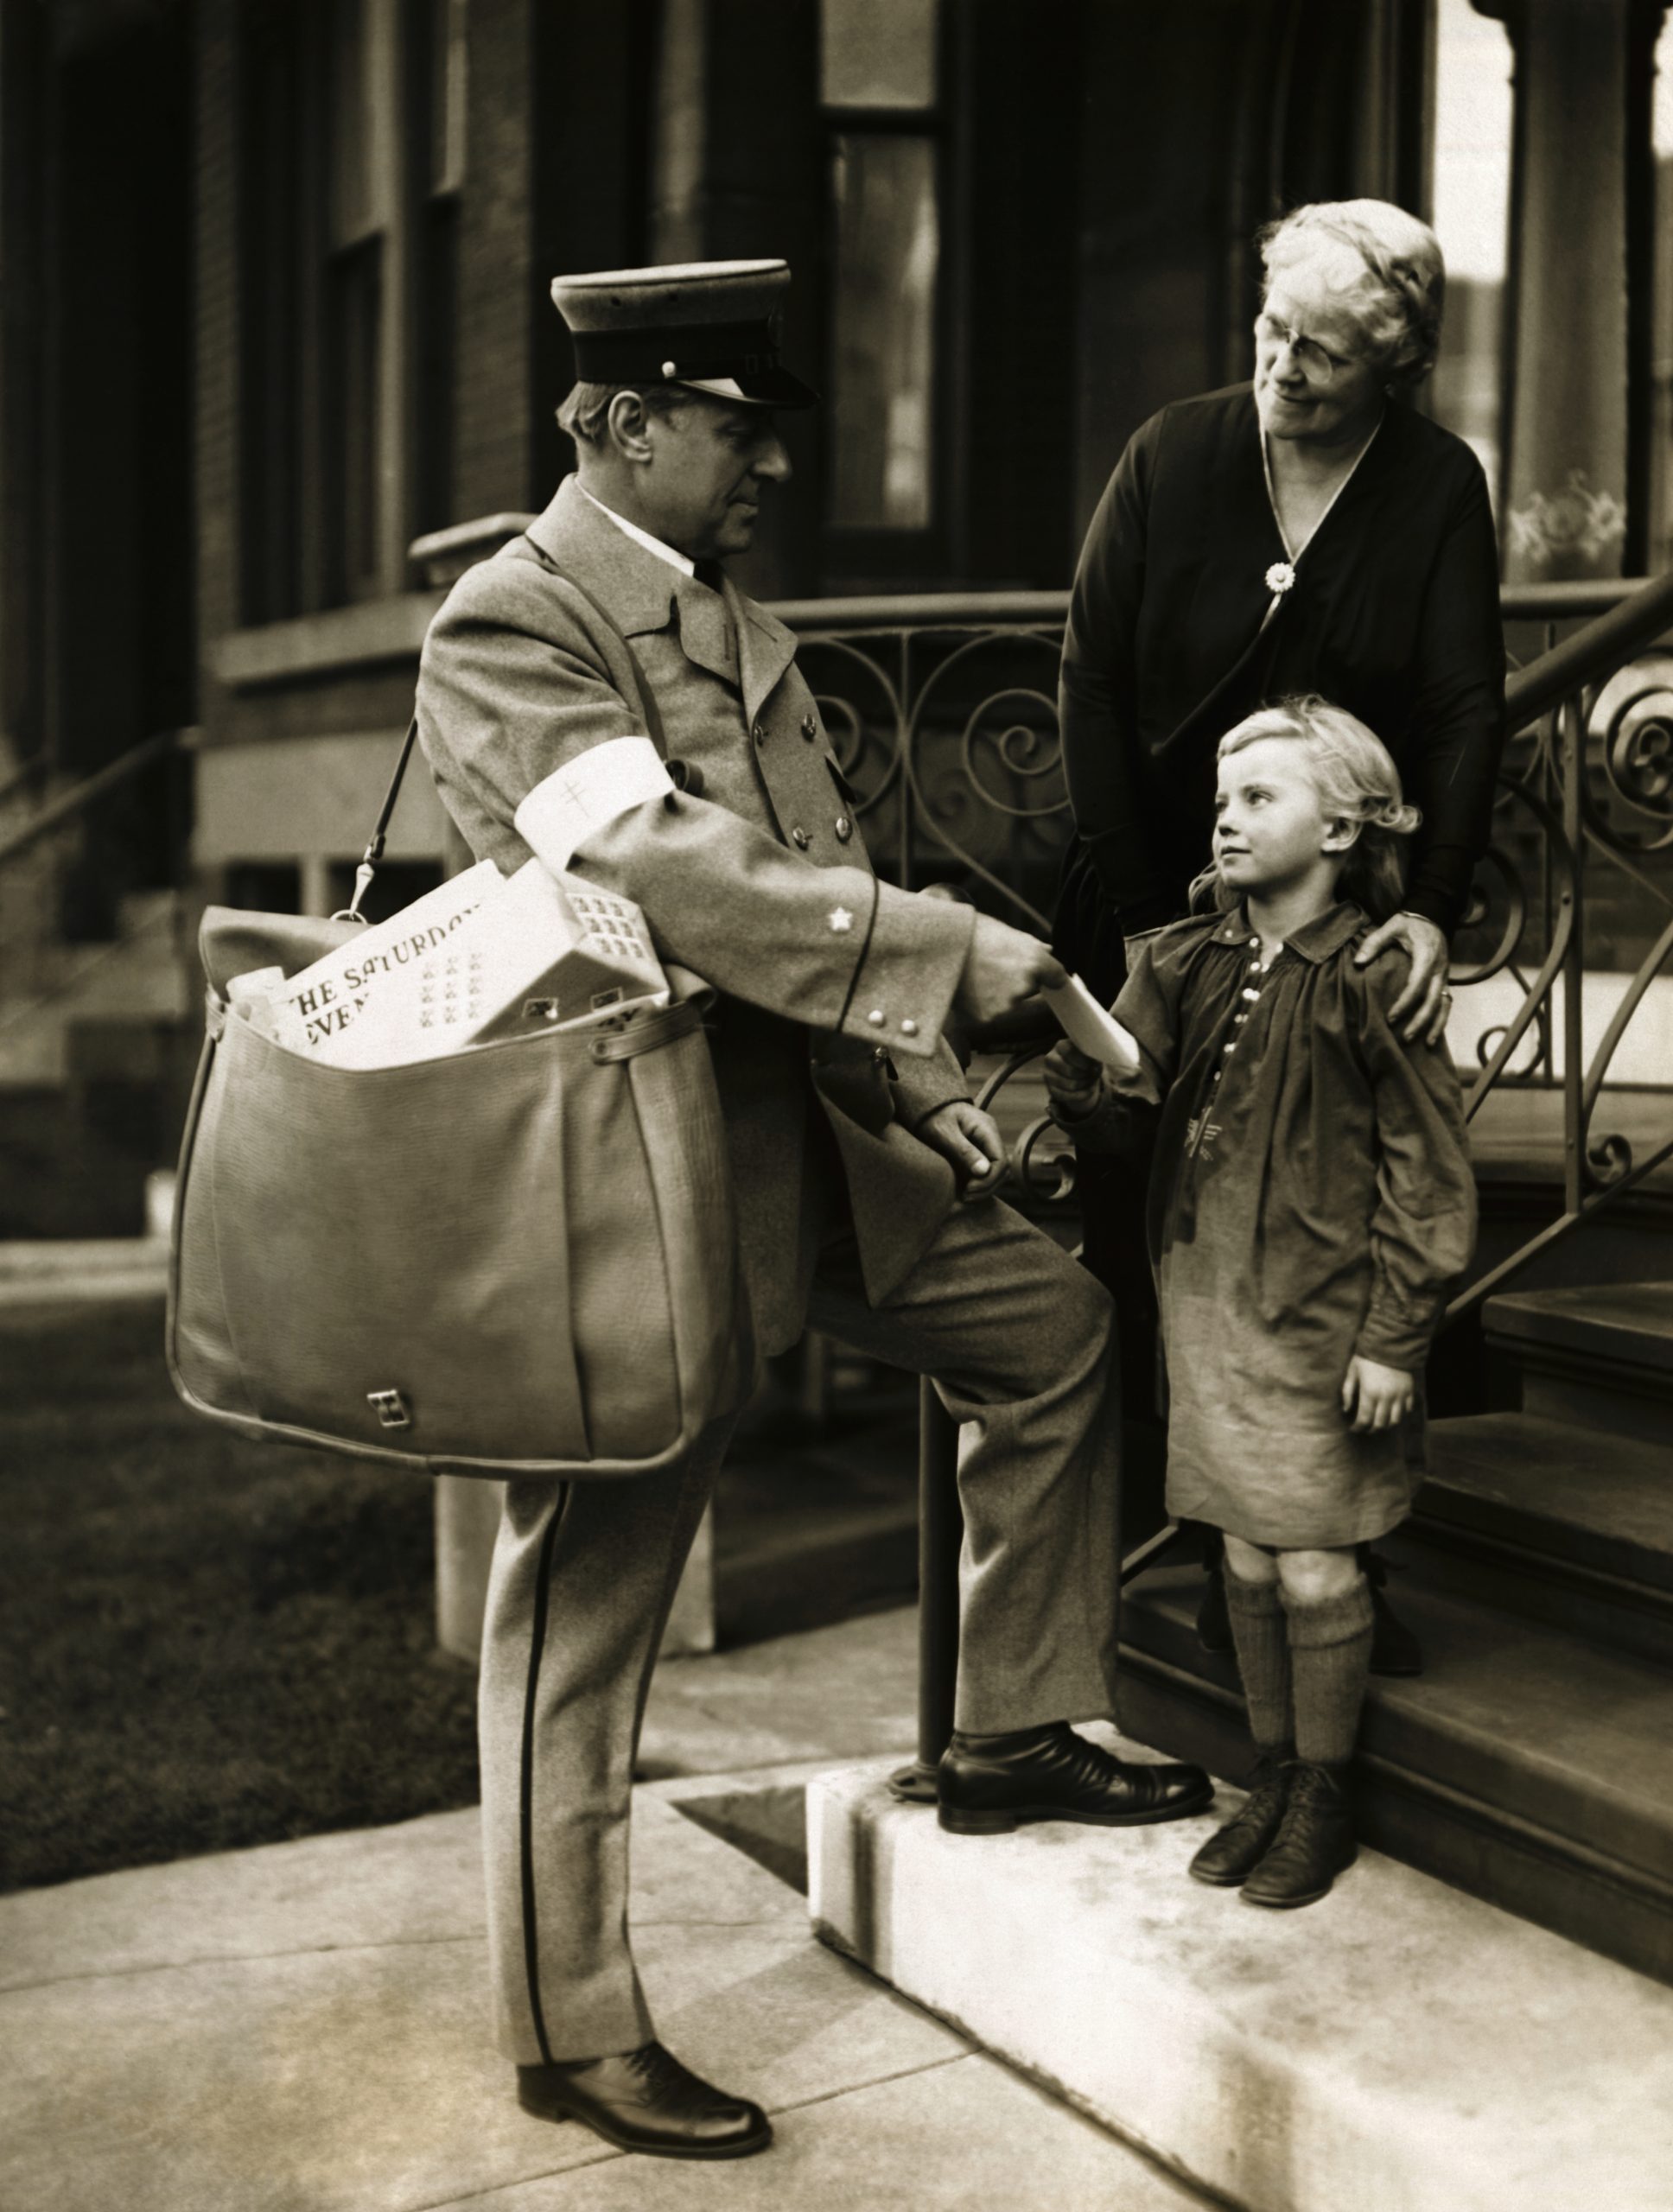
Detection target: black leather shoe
<box><xmin>938</xmin><ymin>1722</ymin><xmax>1213</xmax><ymax>1834</ymax></box>
<box><xmin>1187</xmin><ymin>1751</ymin><xmax>1293</xmax><ymax>1887</ymax></box>
<box><xmin>1240</xmin><ymin>1760</ymin><xmax>1357</xmax><ymax>1910</ymax></box>
<box><xmin>516</xmin><ymin>2040</ymin><xmax>772</xmax><ymax>2159</ymax></box>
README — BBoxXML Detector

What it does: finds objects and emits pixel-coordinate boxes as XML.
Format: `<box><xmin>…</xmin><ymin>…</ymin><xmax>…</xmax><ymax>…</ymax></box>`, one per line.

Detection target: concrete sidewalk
<box><xmin>0</xmin><ymin>1608</ymin><xmax>1211</xmax><ymax>2212</ymax></box>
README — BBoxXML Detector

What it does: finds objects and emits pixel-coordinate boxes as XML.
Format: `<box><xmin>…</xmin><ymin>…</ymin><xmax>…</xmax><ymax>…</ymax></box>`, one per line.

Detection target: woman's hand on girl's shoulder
<box><xmin>1353</xmin><ymin>911</ymin><xmax>1450</xmax><ymax>1045</ymax></box>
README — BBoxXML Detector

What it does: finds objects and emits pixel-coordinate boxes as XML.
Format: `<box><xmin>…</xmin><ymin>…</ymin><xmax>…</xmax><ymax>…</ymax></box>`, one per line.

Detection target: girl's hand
<box><xmin>1341</xmin><ymin>1356</ymin><xmax>1415</xmax><ymax>1432</ymax></box>
<box><xmin>1042</xmin><ymin>1040</ymin><xmax>1105</xmax><ymax>1122</ymax></box>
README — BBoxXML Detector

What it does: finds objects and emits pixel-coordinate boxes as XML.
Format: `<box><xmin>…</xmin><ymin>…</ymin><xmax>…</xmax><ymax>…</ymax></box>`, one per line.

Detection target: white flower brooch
<box><xmin>1264</xmin><ymin>562</ymin><xmax>1296</xmax><ymax>596</ymax></box>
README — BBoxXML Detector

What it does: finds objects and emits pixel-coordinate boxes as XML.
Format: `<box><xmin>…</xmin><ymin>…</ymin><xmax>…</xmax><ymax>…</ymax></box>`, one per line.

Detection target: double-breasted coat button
<box><xmin>801</xmin><ymin>713</ymin><xmax>818</xmax><ymax>741</ymax></box>
<box><xmin>900</xmin><ymin>1018</ymin><xmax>919</xmax><ymax>1037</ymax></box>
<box><xmin>792</xmin><ymin>825</ymin><xmax>810</xmax><ymax>849</ymax></box>
<box><xmin>867</xmin><ymin>1008</ymin><xmax>886</xmax><ymax>1027</ymax></box>
<box><xmin>835</xmin><ymin>815</ymin><xmax>853</xmax><ymax>842</ymax></box>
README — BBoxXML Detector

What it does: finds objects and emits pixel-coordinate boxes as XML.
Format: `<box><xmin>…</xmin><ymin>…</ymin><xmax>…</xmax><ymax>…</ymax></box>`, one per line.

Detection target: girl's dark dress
<box><xmin>1072</xmin><ymin>904</ymin><xmax>1478</xmax><ymax>1549</ymax></box>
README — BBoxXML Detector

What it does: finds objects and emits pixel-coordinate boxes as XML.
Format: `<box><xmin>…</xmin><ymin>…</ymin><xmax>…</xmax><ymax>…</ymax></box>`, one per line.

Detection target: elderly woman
<box><xmin>1057</xmin><ymin>198</ymin><xmax>1504</xmax><ymax>1020</ymax></box>
<box><xmin>1055</xmin><ymin>200</ymin><xmax>1505</xmax><ymax>1667</ymax></box>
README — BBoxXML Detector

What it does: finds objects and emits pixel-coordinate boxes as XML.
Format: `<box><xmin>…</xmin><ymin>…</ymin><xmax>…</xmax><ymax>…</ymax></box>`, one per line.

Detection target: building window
<box><xmin>1650</xmin><ymin>13</ymin><xmax>1673</xmax><ymax>575</ymax></box>
<box><xmin>1427</xmin><ymin>0</ymin><xmax>1514</xmax><ymax>512</ymax></box>
<box><xmin>239</xmin><ymin>0</ymin><xmax>461</xmax><ymax>623</ymax></box>
<box><xmin>821</xmin><ymin>0</ymin><xmax>942</xmax><ymax>539</ymax></box>
<box><xmin>830</xmin><ymin>136</ymin><xmax>938</xmax><ymax>529</ymax></box>
<box><xmin>323</xmin><ymin>0</ymin><xmax>392</xmax><ymax>604</ymax></box>
<box><xmin>411</xmin><ymin>0</ymin><xmax>468</xmax><ymax>537</ymax></box>
<box><xmin>820</xmin><ymin>0</ymin><xmax>938</xmax><ymax>111</ymax></box>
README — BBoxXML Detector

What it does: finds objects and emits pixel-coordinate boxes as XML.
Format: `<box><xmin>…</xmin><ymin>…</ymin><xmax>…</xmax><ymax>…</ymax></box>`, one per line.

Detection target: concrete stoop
<box><xmin>806</xmin><ymin>1742</ymin><xmax>1673</xmax><ymax>2212</ymax></box>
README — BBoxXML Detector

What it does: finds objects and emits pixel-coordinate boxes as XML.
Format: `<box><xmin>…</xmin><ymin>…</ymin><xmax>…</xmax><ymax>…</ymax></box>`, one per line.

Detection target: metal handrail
<box><xmin>769</xmin><ymin>576</ymin><xmax>1664</xmax><ymax>634</ymax></box>
<box><xmin>1502</xmin><ymin>570</ymin><xmax>1673</xmax><ymax>729</ymax></box>
<box><xmin>0</xmin><ymin>726</ymin><xmax>197</xmax><ymax>874</ymax></box>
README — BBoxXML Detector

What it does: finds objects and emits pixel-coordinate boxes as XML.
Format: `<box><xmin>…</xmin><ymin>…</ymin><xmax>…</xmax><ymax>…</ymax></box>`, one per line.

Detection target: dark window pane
<box><xmin>239</xmin><ymin>3</ymin><xmax>309</xmax><ymax>623</ymax></box>
<box><xmin>821</xmin><ymin>0</ymin><xmax>938</xmax><ymax>111</ymax></box>
<box><xmin>830</xmin><ymin>134</ymin><xmax>938</xmax><ymax>529</ymax></box>
<box><xmin>225</xmin><ymin>861</ymin><xmax>302</xmax><ymax>914</ymax></box>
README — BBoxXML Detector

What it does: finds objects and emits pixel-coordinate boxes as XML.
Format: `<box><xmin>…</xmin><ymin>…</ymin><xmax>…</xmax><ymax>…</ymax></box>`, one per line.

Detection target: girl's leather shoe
<box><xmin>937</xmin><ymin>1721</ymin><xmax>1212</xmax><ymax>1834</ymax></box>
<box><xmin>1240</xmin><ymin>1760</ymin><xmax>1357</xmax><ymax>1909</ymax></box>
<box><xmin>1187</xmin><ymin>1751</ymin><xmax>1293</xmax><ymax>1886</ymax></box>
<box><xmin>516</xmin><ymin>2041</ymin><xmax>772</xmax><ymax>2158</ymax></box>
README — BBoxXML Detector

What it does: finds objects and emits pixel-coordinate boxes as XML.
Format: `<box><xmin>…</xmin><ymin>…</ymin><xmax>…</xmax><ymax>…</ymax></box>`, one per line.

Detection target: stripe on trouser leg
<box><xmin>518</xmin><ymin>1484</ymin><xmax>569</xmax><ymax>2068</ymax></box>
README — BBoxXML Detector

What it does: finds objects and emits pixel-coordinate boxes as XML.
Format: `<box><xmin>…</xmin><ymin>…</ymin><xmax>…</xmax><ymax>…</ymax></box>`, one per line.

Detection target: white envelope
<box><xmin>1043</xmin><ymin>975</ymin><xmax>1142</xmax><ymax>1077</ymax></box>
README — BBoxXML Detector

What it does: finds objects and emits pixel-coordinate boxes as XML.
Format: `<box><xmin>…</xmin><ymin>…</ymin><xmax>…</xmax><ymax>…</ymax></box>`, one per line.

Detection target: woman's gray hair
<box><xmin>556</xmin><ymin>381</ymin><xmax>700</xmax><ymax>448</ymax></box>
<box><xmin>1258</xmin><ymin>200</ymin><xmax>1446</xmax><ymax>387</ymax></box>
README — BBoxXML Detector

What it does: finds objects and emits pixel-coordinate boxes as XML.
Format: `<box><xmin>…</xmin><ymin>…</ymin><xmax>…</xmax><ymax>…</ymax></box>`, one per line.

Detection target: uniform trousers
<box><xmin>476</xmin><ymin>1193</ymin><xmax>1121</xmax><ymax>2064</ymax></box>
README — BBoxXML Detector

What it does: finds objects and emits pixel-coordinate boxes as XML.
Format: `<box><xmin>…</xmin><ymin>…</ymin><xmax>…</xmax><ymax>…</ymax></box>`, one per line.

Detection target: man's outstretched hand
<box><xmin>953</xmin><ymin>915</ymin><xmax>1066</xmax><ymax>1028</ymax></box>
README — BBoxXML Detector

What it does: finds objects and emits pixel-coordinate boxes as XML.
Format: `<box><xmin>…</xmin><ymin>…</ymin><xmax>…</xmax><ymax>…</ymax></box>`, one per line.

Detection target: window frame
<box><xmin>817</xmin><ymin>5</ymin><xmax>961</xmax><ymax>588</ymax></box>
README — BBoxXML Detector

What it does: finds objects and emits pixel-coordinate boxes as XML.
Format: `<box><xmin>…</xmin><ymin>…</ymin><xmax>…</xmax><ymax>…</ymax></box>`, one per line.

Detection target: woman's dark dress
<box><xmin>1072</xmin><ymin>906</ymin><xmax>1478</xmax><ymax>1547</ymax></box>
<box><xmin>1054</xmin><ymin>382</ymin><xmax>1506</xmax><ymax>997</ymax></box>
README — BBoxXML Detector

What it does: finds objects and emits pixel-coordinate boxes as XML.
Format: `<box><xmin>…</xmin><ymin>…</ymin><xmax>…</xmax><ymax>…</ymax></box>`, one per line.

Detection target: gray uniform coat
<box><xmin>417</xmin><ymin>476</ymin><xmax>976</xmax><ymax>1340</ymax></box>
<box><xmin>414</xmin><ymin>475</ymin><xmax>1122</xmax><ymax>2069</ymax></box>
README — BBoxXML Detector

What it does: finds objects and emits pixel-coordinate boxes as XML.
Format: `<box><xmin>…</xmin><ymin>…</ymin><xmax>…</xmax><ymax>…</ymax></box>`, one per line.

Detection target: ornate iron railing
<box><xmin>770</xmin><ymin>574</ymin><xmax>1673</xmax><ymax>1797</ymax></box>
<box><xmin>773</xmin><ymin>577</ymin><xmax>1673</xmax><ymax>1274</ymax></box>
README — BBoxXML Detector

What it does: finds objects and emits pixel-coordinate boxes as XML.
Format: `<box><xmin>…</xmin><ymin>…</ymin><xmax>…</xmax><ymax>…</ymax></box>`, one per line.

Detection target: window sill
<box><xmin>209</xmin><ymin>595</ymin><xmax>445</xmax><ymax>692</ymax></box>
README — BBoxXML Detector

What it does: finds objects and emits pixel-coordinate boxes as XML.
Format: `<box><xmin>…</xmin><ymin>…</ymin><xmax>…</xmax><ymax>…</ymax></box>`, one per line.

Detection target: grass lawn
<box><xmin>0</xmin><ymin>1298</ymin><xmax>921</xmax><ymax>1897</ymax></box>
<box><xmin>0</xmin><ymin>1298</ymin><xmax>480</xmax><ymax>1894</ymax></box>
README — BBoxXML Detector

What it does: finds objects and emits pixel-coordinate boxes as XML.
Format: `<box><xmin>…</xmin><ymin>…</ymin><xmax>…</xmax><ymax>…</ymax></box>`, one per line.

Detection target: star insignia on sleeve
<box><xmin>828</xmin><ymin>906</ymin><xmax>854</xmax><ymax>934</ymax></box>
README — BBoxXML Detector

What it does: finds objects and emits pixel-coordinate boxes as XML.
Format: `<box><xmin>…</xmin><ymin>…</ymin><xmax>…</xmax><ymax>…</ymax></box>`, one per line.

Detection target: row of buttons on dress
<box><xmin>755</xmin><ymin>714</ymin><xmax>854</xmax><ymax>844</ymax></box>
<box><xmin>1211</xmin><ymin>934</ymin><xmax>1282</xmax><ymax>1086</ymax></box>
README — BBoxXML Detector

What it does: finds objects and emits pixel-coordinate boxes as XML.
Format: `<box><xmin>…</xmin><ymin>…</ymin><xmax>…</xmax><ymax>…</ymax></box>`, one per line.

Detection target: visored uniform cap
<box><xmin>550</xmin><ymin>257</ymin><xmax>818</xmax><ymax>409</ymax></box>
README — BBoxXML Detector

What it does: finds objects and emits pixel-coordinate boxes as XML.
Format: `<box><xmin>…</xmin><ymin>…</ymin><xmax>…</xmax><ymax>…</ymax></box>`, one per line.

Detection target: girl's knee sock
<box><xmin>1282</xmin><ymin>1577</ymin><xmax>1375</xmax><ymax>1765</ymax></box>
<box><xmin>1223</xmin><ymin>1569</ymin><xmax>1292</xmax><ymax>1752</ymax></box>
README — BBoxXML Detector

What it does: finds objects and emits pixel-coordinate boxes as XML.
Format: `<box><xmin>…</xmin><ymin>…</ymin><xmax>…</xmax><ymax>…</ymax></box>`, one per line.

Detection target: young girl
<box><xmin>1044</xmin><ymin>696</ymin><xmax>1476</xmax><ymax>1909</ymax></box>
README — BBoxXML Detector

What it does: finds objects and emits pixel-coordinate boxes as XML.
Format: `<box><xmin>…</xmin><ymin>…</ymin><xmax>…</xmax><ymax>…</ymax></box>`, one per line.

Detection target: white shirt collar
<box><xmin>579</xmin><ymin>485</ymin><xmax>696</xmax><ymax>578</ymax></box>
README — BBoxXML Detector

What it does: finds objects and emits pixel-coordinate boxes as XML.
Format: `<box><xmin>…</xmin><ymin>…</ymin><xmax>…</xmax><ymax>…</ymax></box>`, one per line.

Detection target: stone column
<box><xmin>1493</xmin><ymin>0</ymin><xmax>1665</xmax><ymax>581</ymax></box>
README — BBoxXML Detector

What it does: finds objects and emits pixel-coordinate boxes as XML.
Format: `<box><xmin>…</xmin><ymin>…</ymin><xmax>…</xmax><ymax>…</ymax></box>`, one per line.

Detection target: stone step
<box><xmin>1405</xmin><ymin>1413</ymin><xmax>1673</xmax><ymax>1664</ymax></box>
<box><xmin>1485</xmin><ymin>1281</ymin><xmax>1673</xmax><ymax>1444</ymax></box>
<box><xmin>808</xmin><ymin>1745</ymin><xmax>1673</xmax><ymax>2212</ymax></box>
<box><xmin>1116</xmin><ymin>1563</ymin><xmax>1673</xmax><ymax>1985</ymax></box>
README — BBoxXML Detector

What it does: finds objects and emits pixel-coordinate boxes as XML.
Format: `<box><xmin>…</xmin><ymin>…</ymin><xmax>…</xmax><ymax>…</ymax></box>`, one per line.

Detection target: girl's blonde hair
<box><xmin>1192</xmin><ymin>696</ymin><xmax>1421</xmax><ymax>922</ymax></box>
